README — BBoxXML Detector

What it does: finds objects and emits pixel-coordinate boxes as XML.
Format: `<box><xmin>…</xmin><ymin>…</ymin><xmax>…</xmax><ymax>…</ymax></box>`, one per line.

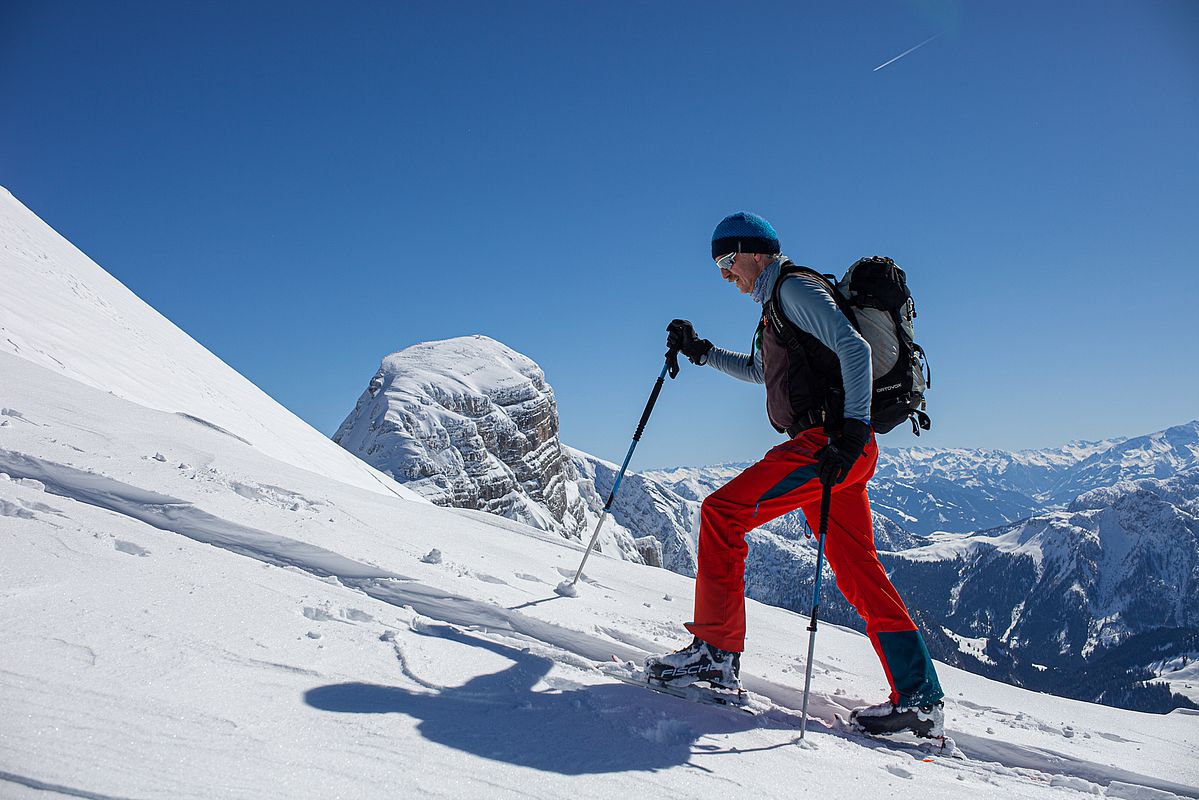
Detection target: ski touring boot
<box><xmin>849</xmin><ymin>699</ymin><xmax>945</xmax><ymax>740</ymax></box>
<box><xmin>644</xmin><ymin>636</ymin><xmax>742</xmax><ymax>691</ymax></box>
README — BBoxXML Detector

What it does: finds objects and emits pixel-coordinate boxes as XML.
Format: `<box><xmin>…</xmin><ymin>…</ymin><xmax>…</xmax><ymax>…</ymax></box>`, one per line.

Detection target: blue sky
<box><xmin>3</xmin><ymin>1</ymin><xmax>1197</xmax><ymax>468</ymax></box>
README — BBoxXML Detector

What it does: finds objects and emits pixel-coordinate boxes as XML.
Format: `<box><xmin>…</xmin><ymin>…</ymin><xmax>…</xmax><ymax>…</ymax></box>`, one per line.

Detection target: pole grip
<box><xmin>633</xmin><ymin>375</ymin><xmax>666</xmax><ymax>442</ymax></box>
<box><xmin>605</xmin><ymin>361</ymin><xmax>670</xmax><ymax>508</ymax></box>
<box><xmin>665</xmin><ymin>345</ymin><xmax>681</xmax><ymax>379</ymax></box>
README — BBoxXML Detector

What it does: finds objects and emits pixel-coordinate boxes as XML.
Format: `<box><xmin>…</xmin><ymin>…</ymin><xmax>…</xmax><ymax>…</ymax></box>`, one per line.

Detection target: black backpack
<box><xmin>770</xmin><ymin>256</ymin><xmax>932</xmax><ymax>435</ymax></box>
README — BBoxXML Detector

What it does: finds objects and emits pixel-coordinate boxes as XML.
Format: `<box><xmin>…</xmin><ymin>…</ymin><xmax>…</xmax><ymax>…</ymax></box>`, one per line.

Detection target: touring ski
<box><xmin>598</xmin><ymin>658</ymin><xmax>765</xmax><ymax>715</ymax></box>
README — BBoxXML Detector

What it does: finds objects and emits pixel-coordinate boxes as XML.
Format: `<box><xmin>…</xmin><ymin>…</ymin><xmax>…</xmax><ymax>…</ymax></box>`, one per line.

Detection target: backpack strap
<box><xmin>914</xmin><ymin>342</ymin><xmax>931</xmax><ymax>389</ymax></box>
<box><xmin>765</xmin><ymin>262</ymin><xmax>846</xmax><ymax>343</ymax></box>
<box><xmin>763</xmin><ymin>262</ymin><xmax>849</xmax><ymax>430</ymax></box>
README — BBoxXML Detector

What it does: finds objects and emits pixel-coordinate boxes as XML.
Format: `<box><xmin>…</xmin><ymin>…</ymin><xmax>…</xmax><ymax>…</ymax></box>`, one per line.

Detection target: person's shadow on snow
<box><xmin>304</xmin><ymin>624</ymin><xmax>776</xmax><ymax>775</ymax></box>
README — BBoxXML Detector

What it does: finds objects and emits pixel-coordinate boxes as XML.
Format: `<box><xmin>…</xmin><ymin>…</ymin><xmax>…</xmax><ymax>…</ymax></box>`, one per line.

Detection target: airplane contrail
<box><xmin>873</xmin><ymin>32</ymin><xmax>942</xmax><ymax>72</ymax></box>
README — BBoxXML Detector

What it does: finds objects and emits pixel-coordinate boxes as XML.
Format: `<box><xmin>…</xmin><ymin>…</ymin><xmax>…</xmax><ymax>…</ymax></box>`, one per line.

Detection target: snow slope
<box><xmin>2</xmin><ymin>188</ymin><xmax>1197</xmax><ymax>799</ymax></box>
<box><xmin>0</xmin><ymin>187</ymin><xmax>422</xmax><ymax>502</ymax></box>
<box><xmin>6</xmin><ymin>353</ymin><xmax>1198</xmax><ymax>800</ymax></box>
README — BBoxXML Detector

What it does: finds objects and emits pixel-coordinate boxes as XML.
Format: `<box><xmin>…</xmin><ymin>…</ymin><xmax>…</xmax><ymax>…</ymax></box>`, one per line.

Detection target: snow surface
<box><xmin>2</xmin><ymin>187</ymin><xmax>1198</xmax><ymax>798</ymax></box>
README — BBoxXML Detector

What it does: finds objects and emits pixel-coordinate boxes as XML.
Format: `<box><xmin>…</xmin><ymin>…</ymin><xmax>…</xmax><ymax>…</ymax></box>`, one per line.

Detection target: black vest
<box><xmin>758</xmin><ymin>261</ymin><xmax>845</xmax><ymax>435</ymax></box>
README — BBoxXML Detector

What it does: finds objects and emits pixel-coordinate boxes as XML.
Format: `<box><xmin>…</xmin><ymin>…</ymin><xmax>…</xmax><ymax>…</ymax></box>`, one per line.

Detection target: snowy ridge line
<box><xmin>0</xmin><ymin>194</ymin><xmax>426</xmax><ymax>503</ymax></box>
<box><xmin>174</xmin><ymin>413</ymin><xmax>252</xmax><ymax>445</ymax></box>
<box><xmin>0</xmin><ymin>448</ymin><xmax>392</xmax><ymax>580</ymax></box>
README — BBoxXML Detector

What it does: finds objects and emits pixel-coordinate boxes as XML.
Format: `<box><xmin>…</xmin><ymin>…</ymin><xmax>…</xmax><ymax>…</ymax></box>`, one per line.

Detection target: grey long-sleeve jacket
<box><xmin>704</xmin><ymin>257</ymin><xmax>873</xmax><ymax>424</ymax></box>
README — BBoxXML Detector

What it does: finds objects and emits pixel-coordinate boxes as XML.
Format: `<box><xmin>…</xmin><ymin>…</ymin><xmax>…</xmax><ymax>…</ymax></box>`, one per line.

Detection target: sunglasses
<box><xmin>715</xmin><ymin>251</ymin><xmax>738</xmax><ymax>272</ymax></box>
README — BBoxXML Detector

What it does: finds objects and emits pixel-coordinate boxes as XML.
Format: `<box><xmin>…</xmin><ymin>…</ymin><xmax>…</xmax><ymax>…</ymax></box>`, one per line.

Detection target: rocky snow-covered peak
<box><xmin>334</xmin><ymin>335</ymin><xmax>589</xmax><ymax>537</ymax></box>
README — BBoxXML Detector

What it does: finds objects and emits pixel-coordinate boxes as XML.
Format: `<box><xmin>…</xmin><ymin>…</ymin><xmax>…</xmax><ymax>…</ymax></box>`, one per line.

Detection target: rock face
<box><xmin>334</xmin><ymin>336</ymin><xmax>589</xmax><ymax>538</ymax></box>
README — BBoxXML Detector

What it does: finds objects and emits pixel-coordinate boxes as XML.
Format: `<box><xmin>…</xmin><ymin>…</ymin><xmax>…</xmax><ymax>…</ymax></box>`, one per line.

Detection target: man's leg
<box><xmin>685</xmin><ymin>428</ymin><xmax>830</xmax><ymax>652</ymax></box>
<box><xmin>806</xmin><ymin>461</ymin><xmax>943</xmax><ymax>707</ymax></box>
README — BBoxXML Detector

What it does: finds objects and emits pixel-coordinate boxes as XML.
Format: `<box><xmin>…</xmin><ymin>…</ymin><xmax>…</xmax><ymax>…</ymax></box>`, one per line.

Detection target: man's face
<box><xmin>719</xmin><ymin>252</ymin><xmax>767</xmax><ymax>295</ymax></box>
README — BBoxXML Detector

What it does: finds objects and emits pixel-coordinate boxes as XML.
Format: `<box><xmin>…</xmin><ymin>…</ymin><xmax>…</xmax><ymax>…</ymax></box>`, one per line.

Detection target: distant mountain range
<box><xmin>334</xmin><ymin>336</ymin><xmax>1199</xmax><ymax>712</ymax></box>
<box><xmin>868</xmin><ymin>427</ymin><xmax>1198</xmax><ymax>535</ymax></box>
<box><xmin>885</xmin><ymin>456</ymin><xmax>1199</xmax><ymax>706</ymax></box>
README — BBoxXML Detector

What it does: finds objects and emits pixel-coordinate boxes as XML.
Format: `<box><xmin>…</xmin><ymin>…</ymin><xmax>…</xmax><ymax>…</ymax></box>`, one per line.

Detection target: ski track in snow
<box><xmin>0</xmin><ymin>448</ymin><xmax>393</xmax><ymax>581</ymax></box>
<box><xmin>0</xmin><ymin>769</ymin><xmax>141</xmax><ymax>800</ymax></box>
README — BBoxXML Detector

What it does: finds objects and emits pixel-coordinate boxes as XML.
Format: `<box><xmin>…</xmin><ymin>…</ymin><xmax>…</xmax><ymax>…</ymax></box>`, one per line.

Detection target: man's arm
<box><xmin>705</xmin><ymin>343</ymin><xmax>764</xmax><ymax>384</ymax></box>
<box><xmin>778</xmin><ymin>274</ymin><xmax>873</xmax><ymax>423</ymax></box>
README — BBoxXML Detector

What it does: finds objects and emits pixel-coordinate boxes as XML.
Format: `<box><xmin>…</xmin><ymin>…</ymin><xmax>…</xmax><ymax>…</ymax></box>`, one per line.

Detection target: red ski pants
<box><xmin>685</xmin><ymin>426</ymin><xmax>928</xmax><ymax>704</ymax></box>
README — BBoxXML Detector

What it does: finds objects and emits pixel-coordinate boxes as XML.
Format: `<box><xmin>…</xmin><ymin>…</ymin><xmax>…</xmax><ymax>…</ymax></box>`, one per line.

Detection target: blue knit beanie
<box><xmin>711</xmin><ymin>212</ymin><xmax>779</xmax><ymax>259</ymax></box>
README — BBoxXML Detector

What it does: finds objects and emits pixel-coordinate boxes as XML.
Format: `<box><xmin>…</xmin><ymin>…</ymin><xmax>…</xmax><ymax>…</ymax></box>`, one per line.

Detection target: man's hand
<box><xmin>817</xmin><ymin>419</ymin><xmax>872</xmax><ymax>486</ymax></box>
<box><xmin>666</xmin><ymin>319</ymin><xmax>713</xmax><ymax>366</ymax></box>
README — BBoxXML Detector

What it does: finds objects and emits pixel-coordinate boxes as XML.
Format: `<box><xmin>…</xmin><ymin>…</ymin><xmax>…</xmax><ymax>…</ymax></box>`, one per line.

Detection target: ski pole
<box><xmin>557</xmin><ymin>349</ymin><xmax>678</xmax><ymax>596</ymax></box>
<box><xmin>799</xmin><ymin>481</ymin><xmax>832</xmax><ymax>739</ymax></box>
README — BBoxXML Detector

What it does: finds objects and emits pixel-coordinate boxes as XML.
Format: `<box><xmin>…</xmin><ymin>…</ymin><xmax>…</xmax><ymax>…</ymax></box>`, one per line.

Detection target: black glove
<box><xmin>666</xmin><ymin>319</ymin><xmax>713</xmax><ymax>366</ymax></box>
<box><xmin>817</xmin><ymin>419</ymin><xmax>872</xmax><ymax>486</ymax></box>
